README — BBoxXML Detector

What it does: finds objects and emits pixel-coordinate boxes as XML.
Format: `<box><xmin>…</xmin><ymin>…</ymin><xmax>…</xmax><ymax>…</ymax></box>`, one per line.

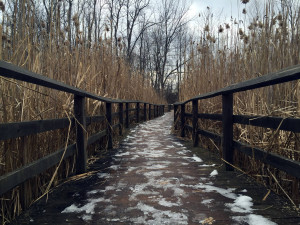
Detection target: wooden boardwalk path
<box><xmin>12</xmin><ymin>112</ymin><xmax>300</xmax><ymax>225</ymax></box>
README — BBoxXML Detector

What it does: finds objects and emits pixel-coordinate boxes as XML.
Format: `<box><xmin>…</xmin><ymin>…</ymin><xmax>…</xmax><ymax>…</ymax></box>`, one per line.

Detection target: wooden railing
<box><xmin>174</xmin><ymin>65</ymin><xmax>300</xmax><ymax>178</ymax></box>
<box><xmin>0</xmin><ymin>61</ymin><xmax>165</xmax><ymax>196</ymax></box>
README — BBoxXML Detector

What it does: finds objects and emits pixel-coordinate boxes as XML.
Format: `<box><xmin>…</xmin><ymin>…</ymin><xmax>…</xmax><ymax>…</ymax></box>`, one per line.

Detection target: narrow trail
<box><xmin>12</xmin><ymin>112</ymin><xmax>299</xmax><ymax>225</ymax></box>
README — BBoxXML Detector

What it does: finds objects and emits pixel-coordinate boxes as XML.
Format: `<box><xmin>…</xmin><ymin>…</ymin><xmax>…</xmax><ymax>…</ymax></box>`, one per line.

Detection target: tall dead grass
<box><xmin>180</xmin><ymin>1</ymin><xmax>300</xmax><ymax>206</ymax></box>
<box><xmin>0</xmin><ymin>1</ymin><xmax>163</xmax><ymax>224</ymax></box>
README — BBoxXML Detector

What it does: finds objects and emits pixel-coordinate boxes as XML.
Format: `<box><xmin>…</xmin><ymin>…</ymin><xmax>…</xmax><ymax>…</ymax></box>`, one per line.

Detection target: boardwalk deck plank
<box><xmin>11</xmin><ymin>112</ymin><xmax>300</xmax><ymax>225</ymax></box>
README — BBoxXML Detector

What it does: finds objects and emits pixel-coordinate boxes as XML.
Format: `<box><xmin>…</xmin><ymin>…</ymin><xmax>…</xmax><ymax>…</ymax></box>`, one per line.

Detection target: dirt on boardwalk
<box><xmin>11</xmin><ymin>112</ymin><xmax>300</xmax><ymax>225</ymax></box>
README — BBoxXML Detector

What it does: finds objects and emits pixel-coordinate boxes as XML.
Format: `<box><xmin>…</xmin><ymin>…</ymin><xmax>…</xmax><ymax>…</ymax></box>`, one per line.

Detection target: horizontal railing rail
<box><xmin>0</xmin><ymin>61</ymin><xmax>166</xmax><ymax>196</ymax></box>
<box><xmin>174</xmin><ymin>64</ymin><xmax>300</xmax><ymax>178</ymax></box>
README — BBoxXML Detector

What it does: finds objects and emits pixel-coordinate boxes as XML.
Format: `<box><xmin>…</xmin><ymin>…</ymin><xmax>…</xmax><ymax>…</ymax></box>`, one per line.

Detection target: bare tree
<box><xmin>149</xmin><ymin>0</ymin><xmax>190</xmax><ymax>96</ymax></box>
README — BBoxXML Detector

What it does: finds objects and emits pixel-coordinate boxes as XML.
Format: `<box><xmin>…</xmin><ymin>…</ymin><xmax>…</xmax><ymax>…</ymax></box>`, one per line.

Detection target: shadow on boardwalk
<box><xmin>12</xmin><ymin>112</ymin><xmax>299</xmax><ymax>225</ymax></box>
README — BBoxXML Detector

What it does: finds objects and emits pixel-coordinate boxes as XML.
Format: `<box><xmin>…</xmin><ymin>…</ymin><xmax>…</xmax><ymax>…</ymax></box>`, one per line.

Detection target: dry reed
<box><xmin>180</xmin><ymin>1</ymin><xmax>300</xmax><ymax>207</ymax></box>
<box><xmin>0</xmin><ymin>1</ymin><xmax>163</xmax><ymax>224</ymax></box>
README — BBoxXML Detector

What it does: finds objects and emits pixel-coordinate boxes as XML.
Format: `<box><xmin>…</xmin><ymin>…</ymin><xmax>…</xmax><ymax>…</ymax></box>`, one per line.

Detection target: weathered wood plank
<box><xmin>136</xmin><ymin>102</ymin><xmax>140</xmax><ymax>123</ymax></box>
<box><xmin>0</xmin><ymin>61</ymin><xmax>116</xmax><ymax>103</ymax></box>
<box><xmin>106</xmin><ymin>102</ymin><xmax>112</xmax><ymax>149</ymax></box>
<box><xmin>197</xmin><ymin>129</ymin><xmax>222</xmax><ymax>142</ymax></box>
<box><xmin>0</xmin><ymin>143</ymin><xmax>76</xmax><ymax>196</ymax></box>
<box><xmin>174</xmin><ymin>64</ymin><xmax>300</xmax><ymax>105</ymax></box>
<box><xmin>222</xmin><ymin>94</ymin><xmax>234</xmax><ymax>171</ymax></box>
<box><xmin>74</xmin><ymin>95</ymin><xmax>87</xmax><ymax>174</ymax></box>
<box><xmin>233</xmin><ymin>115</ymin><xmax>300</xmax><ymax>132</ymax></box>
<box><xmin>125</xmin><ymin>103</ymin><xmax>129</xmax><ymax>128</ymax></box>
<box><xmin>198</xmin><ymin>113</ymin><xmax>222</xmax><ymax>121</ymax></box>
<box><xmin>184</xmin><ymin>113</ymin><xmax>193</xmax><ymax>118</ymax></box>
<box><xmin>144</xmin><ymin>103</ymin><xmax>147</xmax><ymax>121</ymax></box>
<box><xmin>0</xmin><ymin>115</ymin><xmax>105</xmax><ymax>141</ymax></box>
<box><xmin>192</xmin><ymin>100</ymin><xmax>199</xmax><ymax>147</ymax></box>
<box><xmin>87</xmin><ymin>130</ymin><xmax>107</xmax><ymax>146</ymax></box>
<box><xmin>0</xmin><ymin>118</ymin><xmax>73</xmax><ymax>140</ymax></box>
<box><xmin>180</xmin><ymin>104</ymin><xmax>185</xmax><ymax>137</ymax></box>
<box><xmin>233</xmin><ymin>140</ymin><xmax>300</xmax><ymax>179</ymax></box>
<box><xmin>119</xmin><ymin>103</ymin><xmax>123</xmax><ymax>136</ymax></box>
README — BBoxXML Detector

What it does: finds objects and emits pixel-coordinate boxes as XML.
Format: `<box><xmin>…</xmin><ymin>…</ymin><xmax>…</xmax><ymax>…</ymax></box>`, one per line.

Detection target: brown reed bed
<box><xmin>179</xmin><ymin>1</ymin><xmax>300</xmax><ymax>208</ymax></box>
<box><xmin>0</xmin><ymin>2</ymin><xmax>164</xmax><ymax>224</ymax></box>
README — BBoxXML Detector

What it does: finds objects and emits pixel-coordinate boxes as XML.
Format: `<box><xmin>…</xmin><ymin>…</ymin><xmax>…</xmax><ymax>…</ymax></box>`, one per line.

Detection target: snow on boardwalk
<box><xmin>12</xmin><ymin>112</ymin><xmax>299</xmax><ymax>225</ymax></box>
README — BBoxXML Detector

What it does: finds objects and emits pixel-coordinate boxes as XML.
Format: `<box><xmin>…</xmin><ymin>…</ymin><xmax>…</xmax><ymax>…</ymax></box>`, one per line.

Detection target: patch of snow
<box><xmin>131</xmin><ymin>202</ymin><xmax>188</xmax><ymax>225</ymax></box>
<box><xmin>81</xmin><ymin>214</ymin><xmax>92</xmax><ymax>221</ymax></box>
<box><xmin>241</xmin><ymin>189</ymin><xmax>247</xmax><ymax>193</ymax></box>
<box><xmin>182</xmin><ymin>183</ymin><xmax>237</xmax><ymax>200</ymax></box>
<box><xmin>158</xmin><ymin>198</ymin><xmax>182</xmax><ymax>207</ymax></box>
<box><xmin>115</xmin><ymin>151</ymin><xmax>130</xmax><ymax>157</ymax></box>
<box><xmin>97</xmin><ymin>173</ymin><xmax>110</xmax><ymax>179</ymax></box>
<box><xmin>199</xmin><ymin>164</ymin><xmax>216</xmax><ymax>167</ymax></box>
<box><xmin>61</xmin><ymin>197</ymin><xmax>109</xmax><ymax>214</ymax></box>
<box><xmin>233</xmin><ymin>214</ymin><xmax>277</xmax><ymax>225</ymax></box>
<box><xmin>144</xmin><ymin>171</ymin><xmax>164</xmax><ymax>177</ymax></box>
<box><xmin>201</xmin><ymin>199</ymin><xmax>213</xmax><ymax>206</ymax></box>
<box><xmin>210</xmin><ymin>170</ymin><xmax>218</xmax><ymax>177</ymax></box>
<box><xmin>227</xmin><ymin>195</ymin><xmax>253</xmax><ymax>213</ymax></box>
<box><xmin>191</xmin><ymin>154</ymin><xmax>203</xmax><ymax>162</ymax></box>
<box><xmin>109</xmin><ymin>165</ymin><xmax>119</xmax><ymax>170</ymax></box>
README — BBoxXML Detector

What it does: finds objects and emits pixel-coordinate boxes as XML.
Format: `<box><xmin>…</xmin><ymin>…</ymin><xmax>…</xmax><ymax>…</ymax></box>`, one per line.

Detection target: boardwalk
<box><xmin>12</xmin><ymin>112</ymin><xmax>299</xmax><ymax>225</ymax></box>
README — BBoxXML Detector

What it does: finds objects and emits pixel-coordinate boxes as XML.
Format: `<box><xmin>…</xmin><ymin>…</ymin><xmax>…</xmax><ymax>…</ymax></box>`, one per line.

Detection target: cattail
<box><xmin>226</xmin><ymin>23</ymin><xmax>230</xmax><ymax>29</ymax></box>
<box><xmin>218</xmin><ymin>25</ymin><xmax>224</xmax><ymax>33</ymax></box>
<box><xmin>242</xmin><ymin>8</ymin><xmax>247</xmax><ymax>14</ymax></box>
<box><xmin>2</xmin><ymin>34</ymin><xmax>6</xmax><ymax>41</ymax></box>
<box><xmin>117</xmin><ymin>37</ymin><xmax>122</xmax><ymax>42</ymax></box>
<box><xmin>72</xmin><ymin>14</ymin><xmax>78</xmax><ymax>22</ymax></box>
<box><xmin>204</xmin><ymin>24</ymin><xmax>209</xmax><ymax>32</ymax></box>
<box><xmin>65</xmin><ymin>26</ymin><xmax>70</xmax><ymax>32</ymax></box>
<box><xmin>279</xmin><ymin>21</ymin><xmax>284</xmax><ymax>27</ymax></box>
<box><xmin>0</xmin><ymin>1</ymin><xmax>5</xmax><ymax>12</ymax></box>
<box><xmin>248</xmin><ymin>24</ymin><xmax>254</xmax><ymax>30</ymax></box>
<box><xmin>41</xmin><ymin>21</ymin><xmax>46</xmax><ymax>28</ymax></box>
<box><xmin>243</xmin><ymin>35</ymin><xmax>249</xmax><ymax>44</ymax></box>
<box><xmin>239</xmin><ymin>28</ymin><xmax>244</xmax><ymax>36</ymax></box>
<box><xmin>277</xmin><ymin>14</ymin><xmax>283</xmax><ymax>21</ymax></box>
<box><xmin>241</xmin><ymin>0</ymin><xmax>250</xmax><ymax>3</ymax></box>
<box><xmin>207</xmin><ymin>34</ymin><xmax>212</xmax><ymax>41</ymax></box>
<box><xmin>271</xmin><ymin>18</ymin><xmax>277</xmax><ymax>26</ymax></box>
<box><xmin>258</xmin><ymin>21</ymin><xmax>263</xmax><ymax>28</ymax></box>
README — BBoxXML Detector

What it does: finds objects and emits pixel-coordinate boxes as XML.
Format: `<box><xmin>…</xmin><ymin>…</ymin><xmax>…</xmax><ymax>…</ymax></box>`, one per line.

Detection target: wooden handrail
<box><xmin>174</xmin><ymin>64</ymin><xmax>300</xmax><ymax>105</ymax></box>
<box><xmin>174</xmin><ymin>65</ymin><xmax>300</xmax><ymax>176</ymax></box>
<box><xmin>0</xmin><ymin>61</ymin><xmax>165</xmax><ymax>196</ymax></box>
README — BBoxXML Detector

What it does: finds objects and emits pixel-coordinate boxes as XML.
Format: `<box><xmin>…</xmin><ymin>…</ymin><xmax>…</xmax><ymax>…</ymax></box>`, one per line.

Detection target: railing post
<box><xmin>180</xmin><ymin>103</ymin><xmax>185</xmax><ymax>137</ymax></box>
<box><xmin>174</xmin><ymin>104</ymin><xmax>178</xmax><ymax>127</ymax></box>
<box><xmin>125</xmin><ymin>102</ymin><xmax>129</xmax><ymax>128</ymax></box>
<box><xmin>136</xmin><ymin>102</ymin><xmax>140</xmax><ymax>123</ymax></box>
<box><xmin>192</xmin><ymin>99</ymin><xmax>199</xmax><ymax>147</ymax></box>
<box><xmin>222</xmin><ymin>93</ymin><xmax>234</xmax><ymax>171</ymax></box>
<box><xmin>106</xmin><ymin>102</ymin><xmax>113</xmax><ymax>149</ymax></box>
<box><xmin>144</xmin><ymin>103</ymin><xmax>147</xmax><ymax>121</ymax></box>
<box><xmin>118</xmin><ymin>102</ymin><xmax>123</xmax><ymax>136</ymax></box>
<box><xmin>74</xmin><ymin>95</ymin><xmax>87</xmax><ymax>174</ymax></box>
<box><xmin>153</xmin><ymin>105</ymin><xmax>156</xmax><ymax>117</ymax></box>
<box><xmin>149</xmin><ymin>104</ymin><xmax>151</xmax><ymax>120</ymax></box>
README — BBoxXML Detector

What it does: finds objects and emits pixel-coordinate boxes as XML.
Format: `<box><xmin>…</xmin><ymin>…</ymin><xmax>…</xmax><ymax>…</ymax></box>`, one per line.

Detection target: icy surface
<box><xmin>60</xmin><ymin>112</ymin><xmax>277</xmax><ymax>224</ymax></box>
<box><xmin>210</xmin><ymin>169</ymin><xmax>218</xmax><ymax>177</ymax></box>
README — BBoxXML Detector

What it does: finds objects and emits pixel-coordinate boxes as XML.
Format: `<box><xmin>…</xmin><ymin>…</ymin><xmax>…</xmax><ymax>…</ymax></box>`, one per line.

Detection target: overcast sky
<box><xmin>190</xmin><ymin>0</ymin><xmax>242</xmax><ymax>18</ymax></box>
